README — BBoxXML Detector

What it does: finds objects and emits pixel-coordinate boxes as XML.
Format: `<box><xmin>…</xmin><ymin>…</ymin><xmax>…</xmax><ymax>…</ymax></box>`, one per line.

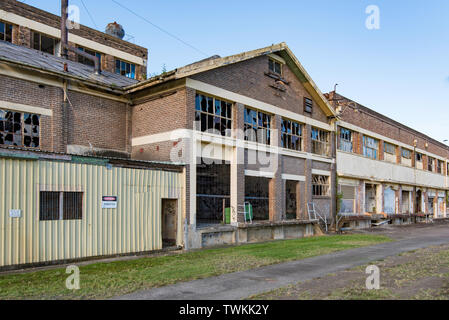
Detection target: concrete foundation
<box><xmin>193</xmin><ymin>220</ymin><xmax>317</xmax><ymax>248</ymax></box>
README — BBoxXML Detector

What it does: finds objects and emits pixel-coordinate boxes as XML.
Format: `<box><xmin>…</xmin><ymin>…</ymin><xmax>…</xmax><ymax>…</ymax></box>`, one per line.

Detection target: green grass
<box><xmin>0</xmin><ymin>234</ymin><xmax>391</xmax><ymax>300</ymax></box>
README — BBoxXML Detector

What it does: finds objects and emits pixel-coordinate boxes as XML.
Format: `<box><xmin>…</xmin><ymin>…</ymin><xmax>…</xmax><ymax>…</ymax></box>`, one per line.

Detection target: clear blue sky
<box><xmin>21</xmin><ymin>0</ymin><xmax>449</xmax><ymax>144</ymax></box>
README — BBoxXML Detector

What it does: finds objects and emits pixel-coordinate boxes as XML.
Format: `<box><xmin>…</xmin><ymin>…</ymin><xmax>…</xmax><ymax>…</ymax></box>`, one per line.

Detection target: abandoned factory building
<box><xmin>0</xmin><ymin>0</ymin><xmax>448</xmax><ymax>269</ymax></box>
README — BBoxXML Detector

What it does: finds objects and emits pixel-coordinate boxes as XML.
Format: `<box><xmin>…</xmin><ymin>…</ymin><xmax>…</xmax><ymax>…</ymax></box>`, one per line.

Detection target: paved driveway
<box><xmin>115</xmin><ymin>223</ymin><xmax>449</xmax><ymax>300</ymax></box>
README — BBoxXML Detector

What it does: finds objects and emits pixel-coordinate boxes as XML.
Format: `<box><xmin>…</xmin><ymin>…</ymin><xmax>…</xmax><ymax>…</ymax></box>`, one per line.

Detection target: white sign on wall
<box><xmin>102</xmin><ymin>196</ymin><xmax>118</xmax><ymax>209</ymax></box>
<box><xmin>9</xmin><ymin>209</ymin><xmax>21</xmax><ymax>218</ymax></box>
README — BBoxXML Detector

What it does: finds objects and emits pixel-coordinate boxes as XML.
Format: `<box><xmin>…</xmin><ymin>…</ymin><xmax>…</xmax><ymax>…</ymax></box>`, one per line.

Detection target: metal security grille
<box><xmin>40</xmin><ymin>191</ymin><xmax>83</xmax><ymax>221</ymax></box>
<box><xmin>39</xmin><ymin>192</ymin><xmax>60</xmax><ymax>221</ymax></box>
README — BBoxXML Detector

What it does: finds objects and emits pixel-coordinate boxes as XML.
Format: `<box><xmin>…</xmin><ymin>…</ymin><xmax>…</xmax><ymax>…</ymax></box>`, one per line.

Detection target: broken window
<box><xmin>195</xmin><ymin>94</ymin><xmax>232</xmax><ymax>137</ymax></box>
<box><xmin>245</xmin><ymin>176</ymin><xmax>269</xmax><ymax>220</ymax></box>
<box><xmin>311</xmin><ymin>128</ymin><xmax>330</xmax><ymax>156</ymax></box>
<box><xmin>281</xmin><ymin>118</ymin><xmax>302</xmax><ymax>151</ymax></box>
<box><xmin>268</xmin><ymin>58</ymin><xmax>282</xmax><ymax>75</ymax></box>
<box><xmin>40</xmin><ymin>191</ymin><xmax>83</xmax><ymax>221</ymax></box>
<box><xmin>0</xmin><ymin>109</ymin><xmax>40</xmax><ymax>148</ymax></box>
<box><xmin>196</xmin><ymin>162</ymin><xmax>230</xmax><ymax>224</ymax></box>
<box><xmin>33</xmin><ymin>32</ymin><xmax>56</xmax><ymax>55</ymax></box>
<box><xmin>304</xmin><ymin>97</ymin><xmax>313</xmax><ymax>114</ymax></box>
<box><xmin>115</xmin><ymin>59</ymin><xmax>136</xmax><ymax>79</ymax></box>
<box><xmin>338</xmin><ymin>127</ymin><xmax>353</xmax><ymax>152</ymax></box>
<box><xmin>384</xmin><ymin>142</ymin><xmax>396</xmax><ymax>155</ymax></box>
<box><xmin>0</xmin><ymin>21</ymin><xmax>12</xmax><ymax>43</ymax></box>
<box><xmin>285</xmin><ymin>180</ymin><xmax>298</xmax><ymax>220</ymax></box>
<box><xmin>401</xmin><ymin>148</ymin><xmax>412</xmax><ymax>159</ymax></box>
<box><xmin>312</xmin><ymin>175</ymin><xmax>330</xmax><ymax>197</ymax></box>
<box><xmin>77</xmin><ymin>47</ymin><xmax>102</xmax><ymax>67</ymax></box>
<box><xmin>244</xmin><ymin>108</ymin><xmax>271</xmax><ymax>145</ymax></box>
<box><xmin>437</xmin><ymin>160</ymin><xmax>443</xmax><ymax>174</ymax></box>
<box><xmin>363</xmin><ymin>135</ymin><xmax>378</xmax><ymax>160</ymax></box>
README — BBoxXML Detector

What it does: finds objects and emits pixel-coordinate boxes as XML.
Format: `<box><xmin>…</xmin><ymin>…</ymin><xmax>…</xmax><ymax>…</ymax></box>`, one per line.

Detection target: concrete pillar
<box><xmin>377</xmin><ymin>184</ymin><xmax>384</xmax><ymax>213</ymax></box>
<box><xmin>357</xmin><ymin>180</ymin><xmax>365</xmax><ymax>214</ymax></box>
<box><xmin>269</xmin><ymin>115</ymin><xmax>283</xmax><ymax>221</ymax></box>
<box><xmin>230</xmin><ymin>103</ymin><xmax>245</xmax><ymax>224</ymax></box>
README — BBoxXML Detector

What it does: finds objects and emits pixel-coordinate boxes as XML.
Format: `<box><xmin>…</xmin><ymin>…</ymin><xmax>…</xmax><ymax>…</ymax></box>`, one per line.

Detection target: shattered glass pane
<box><xmin>24</xmin><ymin>113</ymin><xmax>32</xmax><ymax>125</ymax></box>
<box><xmin>13</xmin><ymin>134</ymin><xmax>21</xmax><ymax>146</ymax></box>
<box><xmin>5</xmin><ymin>111</ymin><xmax>12</xmax><ymax>120</ymax></box>
<box><xmin>24</xmin><ymin>135</ymin><xmax>32</xmax><ymax>147</ymax></box>
<box><xmin>207</xmin><ymin>97</ymin><xmax>213</xmax><ymax>114</ymax></box>
<box><xmin>201</xmin><ymin>95</ymin><xmax>207</xmax><ymax>112</ymax></box>
<box><xmin>24</xmin><ymin>124</ymin><xmax>31</xmax><ymax>135</ymax></box>
<box><xmin>13</xmin><ymin>122</ymin><xmax>21</xmax><ymax>133</ymax></box>
<box><xmin>14</xmin><ymin>112</ymin><xmax>21</xmax><ymax>123</ymax></box>
<box><xmin>32</xmin><ymin>137</ymin><xmax>39</xmax><ymax>148</ymax></box>
<box><xmin>33</xmin><ymin>114</ymin><xmax>40</xmax><ymax>126</ymax></box>
<box><xmin>215</xmin><ymin>100</ymin><xmax>221</xmax><ymax>116</ymax></box>
<box><xmin>0</xmin><ymin>121</ymin><xmax>3</xmax><ymax>132</ymax></box>
<box><xmin>0</xmin><ymin>110</ymin><xmax>4</xmax><ymax>120</ymax></box>
<box><xmin>5</xmin><ymin>121</ymin><xmax>13</xmax><ymax>133</ymax></box>
<box><xmin>4</xmin><ymin>133</ymin><xmax>13</xmax><ymax>145</ymax></box>
<box><xmin>0</xmin><ymin>132</ymin><xmax>3</xmax><ymax>145</ymax></box>
<box><xmin>32</xmin><ymin>126</ymin><xmax>39</xmax><ymax>137</ymax></box>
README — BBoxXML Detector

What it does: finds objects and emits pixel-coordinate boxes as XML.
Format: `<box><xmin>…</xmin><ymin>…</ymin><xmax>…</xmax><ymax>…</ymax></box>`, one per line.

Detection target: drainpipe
<box><xmin>60</xmin><ymin>0</ymin><xmax>101</xmax><ymax>74</ymax></box>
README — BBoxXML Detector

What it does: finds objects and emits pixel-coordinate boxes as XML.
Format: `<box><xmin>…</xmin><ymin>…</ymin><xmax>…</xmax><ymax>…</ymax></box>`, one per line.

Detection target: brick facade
<box><xmin>1</xmin><ymin>0</ymin><xmax>148</xmax><ymax>80</ymax></box>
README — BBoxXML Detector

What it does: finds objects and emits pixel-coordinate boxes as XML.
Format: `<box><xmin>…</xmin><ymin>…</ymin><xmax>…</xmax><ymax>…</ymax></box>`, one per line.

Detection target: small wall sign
<box><xmin>9</xmin><ymin>209</ymin><xmax>21</xmax><ymax>218</ymax></box>
<box><xmin>102</xmin><ymin>196</ymin><xmax>118</xmax><ymax>209</ymax></box>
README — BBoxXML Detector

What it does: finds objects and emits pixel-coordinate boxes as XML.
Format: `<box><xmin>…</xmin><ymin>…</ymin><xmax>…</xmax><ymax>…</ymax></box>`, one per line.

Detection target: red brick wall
<box><xmin>329</xmin><ymin>92</ymin><xmax>449</xmax><ymax>159</ymax></box>
<box><xmin>191</xmin><ymin>56</ymin><xmax>329</xmax><ymax>123</ymax></box>
<box><xmin>0</xmin><ymin>75</ymin><xmax>129</xmax><ymax>154</ymax></box>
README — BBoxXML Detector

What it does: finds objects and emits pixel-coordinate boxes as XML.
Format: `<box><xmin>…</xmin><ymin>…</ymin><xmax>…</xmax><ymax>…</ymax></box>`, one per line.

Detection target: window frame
<box><xmin>384</xmin><ymin>142</ymin><xmax>396</xmax><ymax>155</ymax></box>
<box><xmin>0</xmin><ymin>109</ymin><xmax>40</xmax><ymax>148</ymax></box>
<box><xmin>39</xmin><ymin>191</ymin><xmax>83</xmax><ymax>221</ymax></box>
<box><xmin>32</xmin><ymin>31</ymin><xmax>56</xmax><ymax>55</ymax></box>
<box><xmin>428</xmin><ymin>157</ymin><xmax>435</xmax><ymax>172</ymax></box>
<box><xmin>363</xmin><ymin>135</ymin><xmax>379</xmax><ymax>160</ymax></box>
<box><xmin>244</xmin><ymin>107</ymin><xmax>271</xmax><ymax>145</ymax></box>
<box><xmin>268</xmin><ymin>58</ymin><xmax>282</xmax><ymax>76</ymax></box>
<box><xmin>77</xmin><ymin>46</ymin><xmax>102</xmax><ymax>67</ymax></box>
<box><xmin>312</xmin><ymin>175</ymin><xmax>330</xmax><ymax>197</ymax></box>
<box><xmin>338</xmin><ymin>127</ymin><xmax>353</xmax><ymax>152</ymax></box>
<box><xmin>304</xmin><ymin>97</ymin><xmax>313</xmax><ymax>114</ymax></box>
<box><xmin>401</xmin><ymin>148</ymin><xmax>412</xmax><ymax>159</ymax></box>
<box><xmin>0</xmin><ymin>21</ymin><xmax>13</xmax><ymax>43</ymax></box>
<box><xmin>311</xmin><ymin>127</ymin><xmax>330</xmax><ymax>157</ymax></box>
<box><xmin>281</xmin><ymin>118</ymin><xmax>303</xmax><ymax>151</ymax></box>
<box><xmin>195</xmin><ymin>93</ymin><xmax>233</xmax><ymax>137</ymax></box>
<box><xmin>115</xmin><ymin>59</ymin><xmax>136</xmax><ymax>79</ymax></box>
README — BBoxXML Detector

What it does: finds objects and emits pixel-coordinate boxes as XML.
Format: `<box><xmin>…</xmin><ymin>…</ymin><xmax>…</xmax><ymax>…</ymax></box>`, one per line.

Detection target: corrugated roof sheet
<box><xmin>0</xmin><ymin>40</ymin><xmax>138</xmax><ymax>88</ymax></box>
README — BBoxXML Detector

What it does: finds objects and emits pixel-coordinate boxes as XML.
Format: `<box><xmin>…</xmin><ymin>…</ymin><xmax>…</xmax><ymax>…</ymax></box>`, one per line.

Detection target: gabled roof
<box><xmin>125</xmin><ymin>43</ymin><xmax>337</xmax><ymax>117</ymax></box>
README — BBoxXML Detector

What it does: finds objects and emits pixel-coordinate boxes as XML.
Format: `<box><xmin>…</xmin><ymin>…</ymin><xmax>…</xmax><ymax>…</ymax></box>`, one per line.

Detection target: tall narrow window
<box><xmin>115</xmin><ymin>59</ymin><xmax>136</xmax><ymax>79</ymax></box>
<box><xmin>244</xmin><ymin>108</ymin><xmax>271</xmax><ymax>145</ymax></box>
<box><xmin>304</xmin><ymin>98</ymin><xmax>313</xmax><ymax>114</ymax></box>
<box><xmin>428</xmin><ymin>157</ymin><xmax>435</xmax><ymax>172</ymax></box>
<box><xmin>195</xmin><ymin>93</ymin><xmax>232</xmax><ymax>136</ymax></box>
<box><xmin>281</xmin><ymin>118</ymin><xmax>302</xmax><ymax>151</ymax></box>
<box><xmin>363</xmin><ymin>136</ymin><xmax>379</xmax><ymax>160</ymax></box>
<box><xmin>311</xmin><ymin>128</ymin><xmax>330</xmax><ymax>156</ymax></box>
<box><xmin>437</xmin><ymin>160</ymin><xmax>443</xmax><ymax>174</ymax></box>
<box><xmin>0</xmin><ymin>21</ymin><xmax>12</xmax><ymax>43</ymax></box>
<box><xmin>40</xmin><ymin>191</ymin><xmax>83</xmax><ymax>221</ymax></box>
<box><xmin>339</xmin><ymin>127</ymin><xmax>353</xmax><ymax>152</ymax></box>
<box><xmin>32</xmin><ymin>32</ymin><xmax>56</xmax><ymax>55</ymax></box>
<box><xmin>0</xmin><ymin>109</ymin><xmax>40</xmax><ymax>148</ymax></box>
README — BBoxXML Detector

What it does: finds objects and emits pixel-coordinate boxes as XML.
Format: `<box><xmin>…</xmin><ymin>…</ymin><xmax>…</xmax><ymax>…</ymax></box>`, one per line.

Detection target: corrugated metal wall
<box><xmin>0</xmin><ymin>158</ymin><xmax>184</xmax><ymax>267</ymax></box>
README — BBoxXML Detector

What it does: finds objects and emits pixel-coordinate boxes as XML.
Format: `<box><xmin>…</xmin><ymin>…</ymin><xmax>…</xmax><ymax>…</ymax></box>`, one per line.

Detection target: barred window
<box><xmin>244</xmin><ymin>108</ymin><xmax>271</xmax><ymax>145</ymax></box>
<box><xmin>363</xmin><ymin>136</ymin><xmax>378</xmax><ymax>159</ymax></box>
<box><xmin>0</xmin><ymin>109</ymin><xmax>40</xmax><ymax>148</ymax></box>
<box><xmin>40</xmin><ymin>191</ymin><xmax>83</xmax><ymax>221</ymax></box>
<box><xmin>339</xmin><ymin>127</ymin><xmax>353</xmax><ymax>152</ymax></box>
<box><xmin>312</xmin><ymin>175</ymin><xmax>330</xmax><ymax>196</ymax></box>
<box><xmin>195</xmin><ymin>94</ymin><xmax>232</xmax><ymax>137</ymax></box>
<box><xmin>281</xmin><ymin>118</ymin><xmax>302</xmax><ymax>151</ymax></box>
<box><xmin>311</xmin><ymin>128</ymin><xmax>330</xmax><ymax>156</ymax></box>
<box><xmin>384</xmin><ymin>142</ymin><xmax>396</xmax><ymax>155</ymax></box>
<box><xmin>0</xmin><ymin>21</ymin><xmax>12</xmax><ymax>43</ymax></box>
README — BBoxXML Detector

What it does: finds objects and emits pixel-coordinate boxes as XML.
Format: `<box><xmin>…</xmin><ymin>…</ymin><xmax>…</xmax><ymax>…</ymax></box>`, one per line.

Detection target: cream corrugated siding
<box><xmin>0</xmin><ymin>158</ymin><xmax>183</xmax><ymax>267</ymax></box>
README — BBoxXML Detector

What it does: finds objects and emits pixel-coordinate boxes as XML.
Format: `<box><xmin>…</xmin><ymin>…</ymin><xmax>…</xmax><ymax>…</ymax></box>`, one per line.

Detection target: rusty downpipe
<box><xmin>60</xmin><ymin>0</ymin><xmax>101</xmax><ymax>75</ymax></box>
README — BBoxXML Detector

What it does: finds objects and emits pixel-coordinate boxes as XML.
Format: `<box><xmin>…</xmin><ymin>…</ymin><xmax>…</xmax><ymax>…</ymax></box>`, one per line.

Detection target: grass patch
<box><xmin>0</xmin><ymin>234</ymin><xmax>390</xmax><ymax>300</ymax></box>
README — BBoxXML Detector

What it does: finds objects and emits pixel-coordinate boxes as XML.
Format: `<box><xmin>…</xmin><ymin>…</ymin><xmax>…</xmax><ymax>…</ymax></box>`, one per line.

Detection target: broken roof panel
<box><xmin>0</xmin><ymin>41</ymin><xmax>138</xmax><ymax>88</ymax></box>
